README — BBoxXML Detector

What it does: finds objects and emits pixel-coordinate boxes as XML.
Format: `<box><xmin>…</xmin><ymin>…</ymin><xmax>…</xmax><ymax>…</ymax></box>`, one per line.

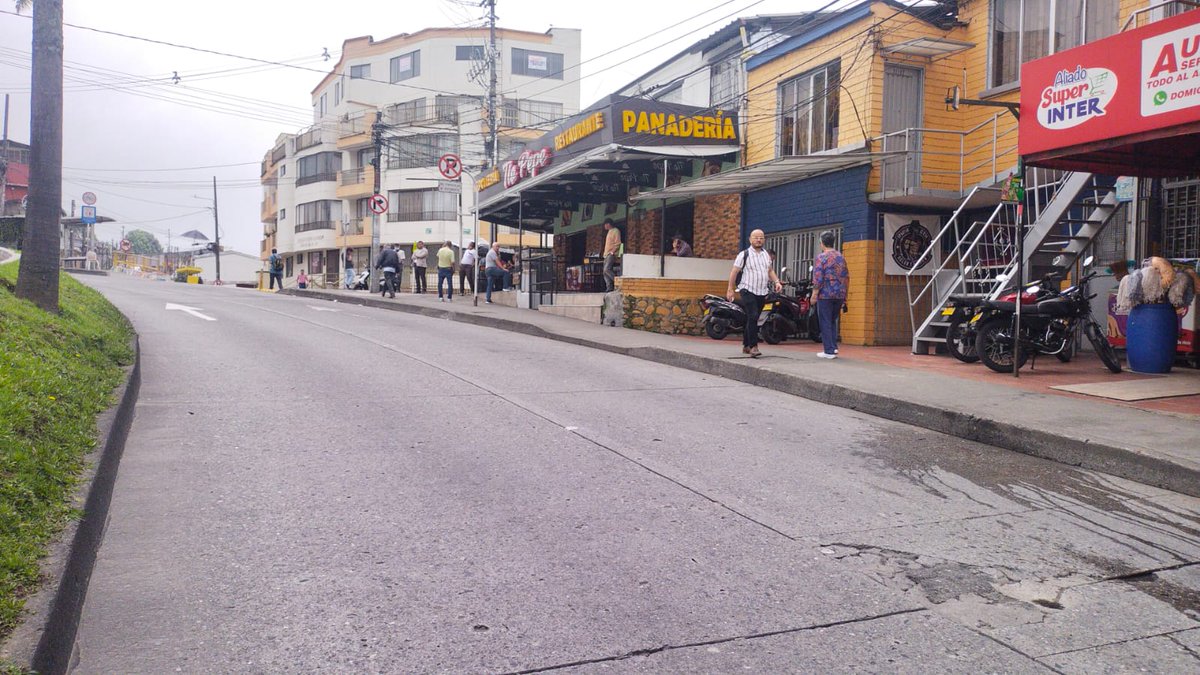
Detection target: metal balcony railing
<box><xmin>387</xmin><ymin>211</ymin><xmax>457</xmax><ymax>222</ymax></box>
<box><xmin>340</xmin><ymin>167</ymin><xmax>367</xmax><ymax>186</ymax></box>
<box><xmin>869</xmin><ymin>112</ymin><xmax>1019</xmax><ymax>196</ymax></box>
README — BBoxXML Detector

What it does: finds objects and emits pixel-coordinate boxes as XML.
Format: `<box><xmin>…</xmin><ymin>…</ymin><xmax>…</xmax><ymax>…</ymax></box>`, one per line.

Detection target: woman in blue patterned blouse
<box><xmin>809</xmin><ymin>231</ymin><xmax>849</xmax><ymax>359</ymax></box>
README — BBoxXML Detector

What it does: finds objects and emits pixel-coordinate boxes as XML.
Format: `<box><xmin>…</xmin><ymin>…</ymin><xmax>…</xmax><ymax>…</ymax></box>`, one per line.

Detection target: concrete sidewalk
<box><xmin>285</xmin><ymin>286</ymin><xmax>1200</xmax><ymax>498</ymax></box>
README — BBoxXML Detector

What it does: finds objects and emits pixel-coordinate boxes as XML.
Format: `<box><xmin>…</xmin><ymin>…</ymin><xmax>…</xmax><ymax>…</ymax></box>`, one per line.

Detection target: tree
<box><xmin>14</xmin><ymin>0</ymin><xmax>64</xmax><ymax>313</ymax></box>
<box><xmin>126</xmin><ymin>229</ymin><xmax>163</xmax><ymax>255</ymax></box>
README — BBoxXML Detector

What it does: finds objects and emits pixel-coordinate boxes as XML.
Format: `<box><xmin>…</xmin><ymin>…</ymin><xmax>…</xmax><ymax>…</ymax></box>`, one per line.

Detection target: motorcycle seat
<box><xmin>981</xmin><ymin>297</ymin><xmax>1072</xmax><ymax>316</ymax></box>
<box><xmin>947</xmin><ymin>293</ymin><xmax>986</xmax><ymax>305</ymax></box>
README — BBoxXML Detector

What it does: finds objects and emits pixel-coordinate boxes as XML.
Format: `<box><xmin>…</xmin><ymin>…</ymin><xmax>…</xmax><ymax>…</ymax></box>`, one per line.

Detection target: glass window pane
<box><xmin>811</xmin><ymin>71</ymin><xmax>827</xmax><ymax>152</ymax></box>
<box><xmin>1084</xmin><ymin>0</ymin><xmax>1119</xmax><ymax>42</ymax></box>
<box><xmin>1023</xmin><ymin>0</ymin><xmax>1051</xmax><ymax>64</ymax></box>
<box><xmin>1055</xmin><ymin>0</ymin><xmax>1084</xmax><ymax>51</ymax></box>
<box><xmin>992</xmin><ymin>0</ymin><xmax>1021</xmax><ymax>85</ymax></box>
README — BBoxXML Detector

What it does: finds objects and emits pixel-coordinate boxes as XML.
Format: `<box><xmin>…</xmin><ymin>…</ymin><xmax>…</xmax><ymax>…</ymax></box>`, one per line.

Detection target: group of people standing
<box><xmin>368</xmin><ymin>241</ymin><xmax>513</xmax><ymax>303</ymax></box>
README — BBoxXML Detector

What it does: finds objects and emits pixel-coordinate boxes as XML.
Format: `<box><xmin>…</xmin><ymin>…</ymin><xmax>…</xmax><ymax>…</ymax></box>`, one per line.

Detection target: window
<box><xmin>779</xmin><ymin>61</ymin><xmax>840</xmax><ymax>157</ymax></box>
<box><xmin>279</xmin><ymin>208</ymin><xmax>286</xmax><ymax>220</ymax></box>
<box><xmin>296</xmin><ymin>200</ymin><xmax>342</xmax><ymax>232</ymax></box>
<box><xmin>350</xmin><ymin>63</ymin><xmax>371</xmax><ymax>79</ymax></box>
<box><xmin>296</xmin><ymin>152</ymin><xmax>342</xmax><ymax>186</ymax></box>
<box><xmin>355</xmin><ymin>197</ymin><xmax>372</xmax><ymax>219</ymax></box>
<box><xmin>334</xmin><ymin>81</ymin><xmax>341</xmax><ymax>106</ymax></box>
<box><xmin>387</xmin><ymin>98</ymin><xmax>428</xmax><ymax>125</ymax></box>
<box><xmin>319</xmin><ymin>93</ymin><xmax>328</xmax><ymax>117</ymax></box>
<box><xmin>387</xmin><ymin>189</ymin><xmax>458</xmax><ymax>222</ymax></box>
<box><xmin>764</xmin><ymin>225</ymin><xmax>843</xmax><ymax>281</ymax></box>
<box><xmin>512</xmin><ymin>48</ymin><xmax>564</xmax><ymax>79</ymax></box>
<box><xmin>653</xmin><ymin>84</ymin><xmax>683</xmax><ymax>104</ymax></box>
<box><xmin>456</xmin><ymin>45</ymin><xmax>485</xmax><ymax>61</ymax></box>
<box><xmin>501</xmin><ymin>99</ymin><xmax>563</xmax><ymax>128</ymax></box>
<box><xmin>1163</xmin><ymin>176</ymin><xmax>1200</xmax><ymax>259</ymax></box>
<box><xmin>390</xmin><ymin>50</ymin><xmax>420</xmax><ymax>82</ymax></box>
<box><xmin>990</xmin><ymin>0</ymin><xmax>1119</xmax><ymax>87</ymax></box>
<box><xmin>435</xmin><ymin>95</ymin><xmax>475</xmax><ymax>124</ymax></box>
<box><xmin>387</xmin><ymin>134</ymin><xmax>459</xmax><ymax>170</ymax></box>
<box><xmin>279</xmin><ymin>164</ymin><xmax>287</xmax><ymax>177</ymax></box>
<box><xmin>710</xmin><ymin>58</ymin><xmax>739</xmax><ymax>108</ymax></box>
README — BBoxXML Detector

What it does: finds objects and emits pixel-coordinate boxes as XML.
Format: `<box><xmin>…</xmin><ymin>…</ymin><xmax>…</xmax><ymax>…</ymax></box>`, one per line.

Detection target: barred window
<box><xmin>1163</xmin><ymin>176</ymin><xmax>1200</xmax><ymax>259</ymax></box>
<box><xmin>710</xmin><ymin>58</ymin><xmax>739</xmax><ymax>108</ymax></box>
<box><xmin>765</xmin><ymin>226</ymin><xmax>843</xmax><ymax>281</ymax></box>
<box><xmin>387</xmin><ymin>134</ymin><xmax>459</xmax><ymax>170</ymax></box>
<box><xmin>501</xmin><ymin>99</ymin><xmax>563</xmax><ymax>128</ymax></box>
<box><xmin>387</xmin><ymin>98</ymin><xmax>428</xmax><ymax>125</ymax></box>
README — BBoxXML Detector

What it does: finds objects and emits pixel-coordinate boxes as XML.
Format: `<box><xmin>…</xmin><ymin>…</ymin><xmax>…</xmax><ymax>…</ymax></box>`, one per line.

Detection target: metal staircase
<box><xmin>906</xmin><ymin>169</ymin><xmax>1121</xmax><ymax>354</ymax></box>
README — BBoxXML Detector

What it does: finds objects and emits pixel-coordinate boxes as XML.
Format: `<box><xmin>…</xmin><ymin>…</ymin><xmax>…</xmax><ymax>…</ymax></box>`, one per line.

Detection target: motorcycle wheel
<box><xmin>1085</xmin><ymin>320</ymin><xmax>1122</xmax><ymax>373</ymax></box>
<box><xmin>946</xmin><ymin>314</ymin><xmax>980</xmax><ymax>363</ymax></box>
<box><xmin>977</xmin><ymin>317</ymin><xmax>1028</xmax><ymax>373</ymax></box>
<box><xmin>761</xmin><ymin>319</ymin><xmax>783</xmax><ymax>345</ymax></box>
<box><xmin>705</xmin><ymin>319</ymin><xmax>730</xmax><ymax>341</ymax></box>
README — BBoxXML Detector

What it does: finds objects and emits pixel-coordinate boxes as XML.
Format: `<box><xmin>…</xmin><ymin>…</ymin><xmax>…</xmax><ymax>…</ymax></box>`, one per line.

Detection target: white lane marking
<box><xmin>308</xmin><ymin>305</ymin><xmax>340</xmax><ymax>312</ymax></box>
<box><xmin>165</xmin><ymin>303</ymin><xmax>216</xmax><ymax>321</ymax></box>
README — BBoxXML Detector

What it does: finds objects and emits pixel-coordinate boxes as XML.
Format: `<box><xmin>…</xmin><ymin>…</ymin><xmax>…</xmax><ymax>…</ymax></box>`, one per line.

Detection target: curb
<box><xmin>289</xmin><ymin>289</ymin><xmax>1200</xmax><ymax>498</ymax></box>
<box><xmin>0</xmin><ymin>337</ymin><xmax>141</xmax><ymax>674</ymax></box>
<box><xmin>63</xmin><ymin>269</ymin><xmax>110</xmax><ymax>277</ymax></box>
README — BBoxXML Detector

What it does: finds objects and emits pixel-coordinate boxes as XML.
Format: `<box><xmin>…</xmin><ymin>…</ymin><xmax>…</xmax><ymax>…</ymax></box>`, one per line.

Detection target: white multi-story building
<box><xmin>261</xmin><ymin>25</ymin><xmax>580</xmax><ymax>285</ymax></box>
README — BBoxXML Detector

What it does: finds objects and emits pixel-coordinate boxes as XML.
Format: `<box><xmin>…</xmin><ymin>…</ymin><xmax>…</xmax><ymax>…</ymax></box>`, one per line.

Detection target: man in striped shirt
<box><xmin>727</xmin><ymin>229</ymin><xmax>783</xmax><ymax>357</ymax></box>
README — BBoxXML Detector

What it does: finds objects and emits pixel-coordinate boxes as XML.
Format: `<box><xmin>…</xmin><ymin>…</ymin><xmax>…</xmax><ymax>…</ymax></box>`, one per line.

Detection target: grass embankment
<box><xmin>0</xmin><ymin>262</ymin><xmax>133</xmax><ymax>644</ymax></box>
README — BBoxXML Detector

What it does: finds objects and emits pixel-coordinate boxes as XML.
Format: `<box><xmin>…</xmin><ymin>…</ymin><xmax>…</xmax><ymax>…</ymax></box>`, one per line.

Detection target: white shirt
<box><xmin>412</xmin><ymin>248</ymin><xmax>427</xmax><ymax>266</ymax></box>
<box><xmin>734</xmin><ymin>247</ymin><xmax>772</xmax><ymax>296</ymax></box>
<box><xmin>461</xmin><ymin>248</ymin><xmax>477</xmax><ymax>266</ymax></box>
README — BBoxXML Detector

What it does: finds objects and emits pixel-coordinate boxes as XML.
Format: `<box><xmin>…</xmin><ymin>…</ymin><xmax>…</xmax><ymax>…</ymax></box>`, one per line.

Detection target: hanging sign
<box><xmin>884</xmin><ymin>214</ymin><xmax>940</xmax><ymax>276</ymax></box>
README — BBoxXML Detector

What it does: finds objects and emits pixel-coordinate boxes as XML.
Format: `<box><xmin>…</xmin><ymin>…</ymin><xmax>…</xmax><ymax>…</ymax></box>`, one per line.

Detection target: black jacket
<box><xmin>375</xmin><ymin>248</ymin><xmax>401</xmax><ymax>270</ymax></box>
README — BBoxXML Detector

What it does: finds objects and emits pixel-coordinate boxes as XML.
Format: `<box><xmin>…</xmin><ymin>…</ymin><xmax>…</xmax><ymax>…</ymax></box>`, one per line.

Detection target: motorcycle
<box><xmin>701</xmin><ymin>293</ymin><xmax>747</xmax><ymax>340</ymax></box>
<box><xmin>351</xmin><ymin>268</ymin><xmax>371</xmax><ymax>290</ymax></box>
<box><xmin>973</xmin><ymin>259</ymin><xmax>1121</xmax><ymax>374</ymax></box>
<box><xmin>760</xmin><ymin>278</ymin><xmax>821</xmax><ymax>345</ymax></box>
<box><xmin>943</xmin><ymin>271</ymin><xmax>1064</xmax><ymax>364</ymax></box>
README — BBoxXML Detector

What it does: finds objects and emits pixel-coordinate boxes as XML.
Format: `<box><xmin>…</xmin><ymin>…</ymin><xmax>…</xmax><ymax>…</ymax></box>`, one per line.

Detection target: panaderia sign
<box><xmin>478</xmin><ymin>97</ymin><xmax>739</xmax><ymax>201</ymax></box>
<box><xmin>1019</xmin><ymin>11</ymin><xmax>1200</xmax><ymax>165</ymax></box>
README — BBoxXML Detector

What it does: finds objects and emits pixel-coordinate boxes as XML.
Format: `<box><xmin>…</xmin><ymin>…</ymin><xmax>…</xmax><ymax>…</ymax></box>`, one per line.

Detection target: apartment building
<box><xmin>261</xmin><ymin>25</ymin><xmax>581</xmax><ymax>285</ymax></box>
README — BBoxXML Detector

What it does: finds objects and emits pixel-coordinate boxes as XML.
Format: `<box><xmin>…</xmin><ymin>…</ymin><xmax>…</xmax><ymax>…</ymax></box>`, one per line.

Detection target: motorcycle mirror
<box><xmin>1083</xmin><ymin>255</ymin><xmax>1094</xmax><ymax>267</ymax></box>
<box><xmin>1027</xmin><ymin>285</ymin><xmax>1041</xmax><ymax>294</ymax></box>
<box><xmin>1051</xmin><ymin>254</ymin><xmax>1066</xmax><ymax>267</ymax></box>
<box><xmin>781</xmin><ymin>266</ymin><xmax>788</xmax><ymax>275</ymax></box>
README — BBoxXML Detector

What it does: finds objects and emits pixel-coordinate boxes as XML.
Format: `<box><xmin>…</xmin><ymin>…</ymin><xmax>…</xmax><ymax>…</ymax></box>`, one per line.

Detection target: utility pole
<box><xmin>484</xmin><ymin>0</ymin><xmax>499</xmax><ymax>168</ymax></box>
<box><xmin>1</xmin><ymin>94</ymin><xmax>9</xmax><ymax>217</ymax></box>
<box><xmin>211</xmin><ymin>176</ymin><xmax>222</xmax><ymax>283</ymax></box>
<box><xmin>370</xmin><ymin>110</ymin><xmax>383</xmax><ymax>293</ymax></box>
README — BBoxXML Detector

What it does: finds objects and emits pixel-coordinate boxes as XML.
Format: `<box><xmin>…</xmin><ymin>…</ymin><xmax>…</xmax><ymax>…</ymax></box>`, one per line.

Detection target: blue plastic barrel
<box><xmin>1126</xmin><ymin>303</ymin><xmax>1178</xmax><ymax>373</ymax></box>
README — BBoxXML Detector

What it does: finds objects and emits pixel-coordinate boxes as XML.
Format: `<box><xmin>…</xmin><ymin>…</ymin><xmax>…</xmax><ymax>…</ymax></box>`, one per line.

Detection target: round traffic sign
<box><xmin>438</xmin><ymin>153</ymin><xmax>463</xmax><ymax>180</ymax></box>
<box><xmin>120</xmin><ymin>239</ymin><xmax>131</xmax><ymax>252</ymax></box>
<box><xmin>368</xmin><ymin>193</ymin><xmax>389</xmax><ymax>214</ymax></box>
<box><xmin>82</xmin><ymin>191</ymin><xmax>97</xmax><ymax>206</ymax></box>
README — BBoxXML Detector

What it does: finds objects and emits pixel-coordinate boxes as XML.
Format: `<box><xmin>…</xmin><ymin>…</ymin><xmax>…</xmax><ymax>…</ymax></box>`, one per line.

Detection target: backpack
<box><xmin>733</xmin><ymin>247</ymin><xmax>752</xmax><ymax>287</ymax></box>
<box><xmin>271</xmin><ymin>254</ymin><xmax>283</xmax><ymax>272</ymax></box>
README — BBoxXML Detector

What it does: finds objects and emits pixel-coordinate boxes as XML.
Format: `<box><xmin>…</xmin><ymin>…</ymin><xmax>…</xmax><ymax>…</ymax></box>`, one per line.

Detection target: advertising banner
<box><xmin>883</xmin><ymin>214</ymin><xmax>940</xmax><ymax>276</ymax></box>
<box><xmin>1019</xmin><ymin>11</ymin><xmax>1200</xmax><ymax>162</ymax></box>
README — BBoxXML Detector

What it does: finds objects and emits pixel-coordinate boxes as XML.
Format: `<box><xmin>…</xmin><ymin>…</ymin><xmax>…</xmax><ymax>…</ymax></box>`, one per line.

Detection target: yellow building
<box><xmin>729</xmin><ymin>0</ymin><xmax>1143</xmax><ymax>345</ymax></box>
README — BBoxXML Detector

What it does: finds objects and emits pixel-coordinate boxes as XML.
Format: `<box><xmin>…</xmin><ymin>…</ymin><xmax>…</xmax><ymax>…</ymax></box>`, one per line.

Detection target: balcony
<box><xmin>336</xmin><ymin>166</ymin><xmax>375</xmax><ymax>199</ymax></box>
<box><xmin>295</xmin><ymin>172</ymin><xmax>338</xmax><ymax>188</ymax></box>
<box><xmin>387</xmin><ymin>210</ymin><xmax>457</xmax><ymax>222</ymax></box>
<box><xmin>337</xmin><ymin>113</ymin><xmax>374</xmax><ymax>150</ymax></box>
<box><xmin>261</xmin><ymin>193</ymin><xmax>278</xmax><ymax>222</ymax></box>
<box><xmin>867</xmin><ymin>112</ymin><xmax>1019</xmax><ymax>209</ymax></box>
<box><xmin>296</xmin><ymin>220</ymin><xmax>336</xmax><ymax>233</ymax></box>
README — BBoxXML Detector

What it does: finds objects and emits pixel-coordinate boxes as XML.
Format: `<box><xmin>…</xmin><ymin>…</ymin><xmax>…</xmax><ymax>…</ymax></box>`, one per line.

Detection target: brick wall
<box><xmin>616</xmin><ymin>277</ymin><xmax>726</xmax><ymax>298</ymax></box>
<box><xmin>744</xmin><ymin>165</ymin><xmax>871</xmax><ymax>243</ymax></box>
<box><xmin>694</xmin><ymin>194</ymin><xmax>740</xmax><ymax>259</ymax></box>
<box><xmin>626</xmin><ymin>208</ymin><xmax>662</xmax><ymax>255</ymax></box>
<box><xmin>585</xmin><ymin>224</ymin><xmax>605</xmax><ymax>256</ymax></box>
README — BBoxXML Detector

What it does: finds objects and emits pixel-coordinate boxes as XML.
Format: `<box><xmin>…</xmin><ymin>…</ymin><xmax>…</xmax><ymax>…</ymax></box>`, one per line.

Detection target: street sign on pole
<box><xmin>368</xmin><ymin>193</ymin><xmax>388</xmax><ymax>214</ymax></box>
<box><xmin>438</xmin><ymin>153</ymin><xmax>463</xmax><ymax>180</ymax></box>
<box><xmin>436</xmin><ymin>179</ymin><xmax>461</xmax><ymax>194</ymax></box>
<box><xmin>80</xmin><ymin>205</ymin><xmax>97</xmax><ymax>224</ymax></box>
<box><xmin>120</xmin><ymin>238</ymin><xmax>131</xmax><ymax>252</ymax></box>
<box><xmin>82</xmin><ymin>191</ymin><xmax>97</xmax><ymax>206</ymax></box>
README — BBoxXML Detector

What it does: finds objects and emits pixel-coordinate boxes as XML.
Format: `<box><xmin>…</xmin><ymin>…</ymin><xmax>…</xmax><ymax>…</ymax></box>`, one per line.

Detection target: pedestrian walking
<box><xmin>726</xmin><ymin>229</ymin><xmax>782</xmax><ymax>358</ymax></box>
<box><xmin>375</xmin><ymin>244</ymin><xmax>401</xmax><ymax>299</ymax></box>
<box><xmin>602</xmin><ymin>219</ymin><xmax>621</xmax><ymax>292</ymax></box>
<box><xmin>343</xmin><ymin>248</ymin><xmax>355</xmax><ymax>289</ymax></box>
<box><xmin>412</xmin><ymin>241</ymin><xmax>429</xmax><ymax>294</ymax></box>
<box><xmin>268</xmin><ymin>248</ymin><xmax>284</xmax><ymax>291</ymax></box>
<box><xmin>296</xmin><ymin>269</ymin><xmax>308</xmax><ymax>289</ymax></box>
<box><xmin>459</xmin><ymin>241</ymin><xmax>477</xmax><ymax>295</ymax></box>
<box><xmin>484</xmin><ymin>243</ymin><xmax>505</xmax><ymax>304</ymax></box>
<box><xmin>809</xmin><ymin>230</ymin><xmax>849</xmax><ymax>359</ymax></box>
<box><xmin>436</xmin><ymin>240</ymin><xmax>455</xmax><ymax>302</ymax></box>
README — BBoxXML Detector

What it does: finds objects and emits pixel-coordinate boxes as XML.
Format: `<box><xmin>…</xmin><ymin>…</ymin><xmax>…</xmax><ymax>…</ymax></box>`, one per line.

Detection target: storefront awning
<box><xmin>1019</xmin><ymin>10</ymin><xmax>1200</xmax><ymax>176</ymax></box>
<box><xmin>630</xmin><ymin>152</ymin><xmax>880</xmax><ymax>201</ymax></box>
<box><xmin>476</xmin><ymin>97</ymin><xmax>742</xmax><ymax>230</ymax></box>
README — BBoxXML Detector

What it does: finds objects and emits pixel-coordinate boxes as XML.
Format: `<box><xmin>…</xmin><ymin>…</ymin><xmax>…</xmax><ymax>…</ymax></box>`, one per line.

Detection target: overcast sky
<box><xmin>0</xmin><ymin>0</ymin><xmax>813</xmax><ymax>255</ymax></box>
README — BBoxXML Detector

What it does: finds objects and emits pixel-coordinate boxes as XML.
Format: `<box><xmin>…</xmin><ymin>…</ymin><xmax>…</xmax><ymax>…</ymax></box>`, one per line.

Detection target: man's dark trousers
<box><xmin>740</xmin><ymin>291</ymin><xmax>766</xmax><ymax>349</ymax></box>
<box><xmin>269</xmin><ymin>272</ymin><xmax>283</xmax><ymax>290</ymax></box>
<box><xmin>414</xmin><ymin>266</ymin><xmax>427</xmax><ymax>293</ymax></box>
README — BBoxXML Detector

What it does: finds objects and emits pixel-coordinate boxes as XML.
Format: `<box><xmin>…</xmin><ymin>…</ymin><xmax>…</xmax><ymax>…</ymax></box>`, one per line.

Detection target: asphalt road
<box><xmin>73</xmin><ymin>274</ymin><xmax>1200</xmax><ymax>673</ymax></box>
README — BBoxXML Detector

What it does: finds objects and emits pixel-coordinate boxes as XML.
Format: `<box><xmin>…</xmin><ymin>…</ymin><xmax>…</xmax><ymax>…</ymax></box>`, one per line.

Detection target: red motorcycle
<box><xmin>943</xmin><ymin>272</ymin><xmax>1064</xmax><ymax>363</ymax></box>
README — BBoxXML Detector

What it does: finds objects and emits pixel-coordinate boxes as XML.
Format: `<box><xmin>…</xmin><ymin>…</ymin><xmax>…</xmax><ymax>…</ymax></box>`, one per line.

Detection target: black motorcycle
<box><xmin>701</xmin><ymin>293</ymin><xmax>747</xmax><ymax>340</ymax></box>
<box><xmin>760</xmin><ymin>279</ymin><xmax>821</xmax><ymax>345</ymax></box>
<box><xmin>974</xmin><ymin>265</ymin><xmax>1121</xmax><ymax>374</ymax></box>
<box><xmin>943</xmin><ymin>271</ymin><xmax>1064</xmax><ymax>363</ymax></box>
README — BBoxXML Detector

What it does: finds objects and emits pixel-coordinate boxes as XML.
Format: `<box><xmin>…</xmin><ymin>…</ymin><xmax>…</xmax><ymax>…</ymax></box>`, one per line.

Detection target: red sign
<box><xmin>368</xmin><ymin>193</ymin><xmax>388</xmax><ymax>214</ymax></box>
<box><xmin>438</xmin><ymin>153</ymin><xmax>462</xmax><ymax>180</ymax></box>
<box><xmin>501</xmin><ymin>148</ymin><xmax>552</xmax><ymax>189</ymax></box>
<box><xmin>1020</xmin><ymin>11</ymin><xmax>1200</xmax><ymax>168</ymax></box>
